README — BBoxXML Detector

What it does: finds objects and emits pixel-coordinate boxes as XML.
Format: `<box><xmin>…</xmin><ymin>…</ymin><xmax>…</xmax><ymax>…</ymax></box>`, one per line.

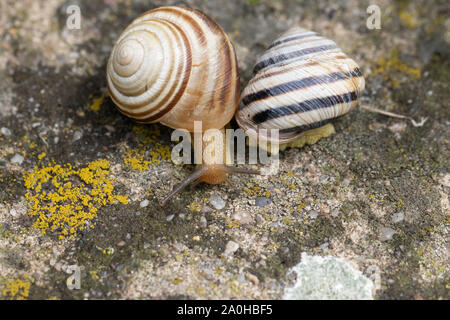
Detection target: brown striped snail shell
<box><xmin>235</xmin><ymin>27</ymin><xmax>365</xmax><ymax>145</ymax></box>
<box><xmin>106</xmin><ymin>6</ymin><xmax>240</xmax><ymax>132</ymax></box>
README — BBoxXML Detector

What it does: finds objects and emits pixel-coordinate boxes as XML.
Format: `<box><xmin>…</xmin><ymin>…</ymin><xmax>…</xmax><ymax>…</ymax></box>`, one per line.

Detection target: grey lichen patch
<box><xmin>283</xmin><ymin>253</ymin><xmax>374</xmax><ymax>300</ymax></box>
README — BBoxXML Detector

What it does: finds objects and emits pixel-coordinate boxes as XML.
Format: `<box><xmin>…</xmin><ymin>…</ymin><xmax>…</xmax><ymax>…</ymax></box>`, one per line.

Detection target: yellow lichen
<box><xmin>282</xmin><ymin>217</ymin><xmax>294</xmax><ymax>225</ymax></box>
<box><xmin>399</xmin><ymin>10</ymin><xmax>419</xmax><ymax>29</ymax></box>
<box><xmin>22</xmin><ymin>135</ymin><xmax>38</xmax><ymax>150</ymax></box>
<box><xmin>90</xmin><ymin>271</ymin><xmax>99</xmax><ymax>280</ymax></box>
<box><xmin>225</xmin><ymin>217</ymin><xmax>241</xmax><ymax>228</ymax></box>
<box><xmin>187</xmin><ymin>200</ymin><xmax>202</xmax><ymax>212</ymax></box>
<box><xmin>2</xmin><ymin>277</ymin><xmax>31</xmax><ymax>300</ymax></box>
<box><xmin>89</xmin><ymin>94</ymin><xmax>105</xmax><ymax>111</ymax></box>
<box><xmin>37</xmin><ymin>152</ymin><xmax>46</xmax><ymax>160</ymax></box>
<box><xmin>122</xmin><ymin>126</ymin><xmax>172</xmax><ymax>171</ymax></box>
<box><xmin>267</xmin><ymin>243</ymin><xmax>279</xmax><ymax>252</ymax></box>
<box><xmin>102</xmin><ymin>247</ymin><xmax>115</xmax><ymax>255</ymax></box>
<box><xmin>23</xmin><ymin>159</ymin><xmax>128</xmax><ymax>239</ymax></box>
<box><xmin>122</xmin><ymin>145</ymin><xmax>171</xmax><ymax>170</ymax></box>
<box><xmin>373</xmin><ymin>49</ymin><xmax>421</xmax><ymax>87</ymax></box>
<box><xmin>243</xmin><ymin>183</ymin><xmax>270</xmax><ymax>198</ymax></box>
<box><xmin>123</xmin><ymin>149</ymin><xmax>150</xmax><ymax>172</ymax></box>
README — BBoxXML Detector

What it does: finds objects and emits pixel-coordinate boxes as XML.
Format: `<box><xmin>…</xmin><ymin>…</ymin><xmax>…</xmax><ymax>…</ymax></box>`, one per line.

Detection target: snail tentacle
<box><xmin>160</xmin><ymin>166</ymin><xmax>209</xmax><ymax>206</ymax></box>
<box><xmin>223</xmin><ymin>166</ymin><xmax>261</xmax><ymax>175</ymax></box>
<box><xmin>160</xmin><ymin>164</ymin><xmax>260</xmax><ymax>206</ymax></box>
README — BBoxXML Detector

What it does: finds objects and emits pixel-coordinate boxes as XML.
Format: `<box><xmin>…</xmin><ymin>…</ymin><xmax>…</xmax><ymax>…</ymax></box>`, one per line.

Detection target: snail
<box><xmin>107</xmin><ymin>7</ymin><xmax>366</xmax><ymax>205</ymax></box>
<box><xmin>235</xmin><ymin>27</ymin><xmax>365</xmax><ymax>149</ymax></box>
<box><xmin>106</xmin><ymin>6</ymin><xmax>259</xmax><ymax>205</ymax></box>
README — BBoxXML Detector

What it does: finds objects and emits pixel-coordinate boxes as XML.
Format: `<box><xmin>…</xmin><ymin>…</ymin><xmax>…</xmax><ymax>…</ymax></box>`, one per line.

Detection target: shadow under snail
<box><xmin>106</xmin><ymin>6</ymin><xmax>365</xmax><ymax>205</ymax></box>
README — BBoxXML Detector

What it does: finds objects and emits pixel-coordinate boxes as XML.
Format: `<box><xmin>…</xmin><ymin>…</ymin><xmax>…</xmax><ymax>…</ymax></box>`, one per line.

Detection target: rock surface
<box><xmin>0</xmin><ymin>0</ymin><xmax>448</xmax><ymax>300</ymax></box>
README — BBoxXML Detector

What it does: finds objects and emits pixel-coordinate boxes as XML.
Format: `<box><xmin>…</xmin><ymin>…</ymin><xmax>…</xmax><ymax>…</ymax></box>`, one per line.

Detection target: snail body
<box><xmin>107</xmin><ymin>7</ymin><xmax>258</xmax><ymax>204</ymax></box>
<box><xmin>236</xmin><ymin>27</ymin><xmax>365</xmax><ymax>146</ymax></box>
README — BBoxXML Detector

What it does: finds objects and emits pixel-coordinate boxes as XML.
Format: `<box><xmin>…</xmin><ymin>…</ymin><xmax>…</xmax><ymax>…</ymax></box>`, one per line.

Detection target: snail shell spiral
<box><xmin>107</xmin><ymin>6</ymin><xmax>240</xmax><ymax>132</ymax></box>
<box><xmin>235</xmin><ymin>27</ymin><xmax>365</xmax><ymax>144</ymax></box>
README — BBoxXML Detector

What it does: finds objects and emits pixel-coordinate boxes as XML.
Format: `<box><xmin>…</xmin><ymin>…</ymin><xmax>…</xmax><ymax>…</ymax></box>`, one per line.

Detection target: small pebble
<box><xmin>209</xmin><ymin>194</ymin><xmax>226</xmax><ymax>210</ymax></box>
<box><xmin>274</xmin><ymin>188</ymin><xmax>282</xmax><ymax>195</ymax></box>
<box><xmin>10</xmin><ymin>154</ymin><xmax>24</xmax><ymax>164</ymax></box>
<box><xmin>9</xmin><ymin>208</ymin><xmax>17</xmax><ymax>217</ymax></box>
<box><xmin>224</xmin><ymin>240</ymin><xmax>239</xmax><ymax>256</ymax></box>
<box><xmin>166</xmin><ymin>214</ymin><xmax>175</xmax><ymax>222</ymax></box>
<box><xmin>231</xmin><ymin>211</ymin><xmax>253</xmax><ymax>225</ymax></box>
<box><xmin>200</xmin><ymin>216</ymin><xmax>207</xmax><ymax>228</ymax></box>
<box><xmin>201</xmin><ymin>205</ymin><xmax>213</xmax><ymax>213</ymax></box>
<box><xmin>115</xmin><ymin>265</ymin><xmax>124</xmax><ymax>271</ymax></box>
<box><xmin>1</xmin><ymin>127</ymin><xmax>11</xmax><ymax>136</ymax></box>
<box><xmin>380</xmin><ymin>227</ymin><xmax>396</xmax><ymax>241</ymax></box>
<box><xmin>116</xmin><ymin>241</ymin><xmax>126</xmax><ymax>247</ymax></box>
<box><xmin>255</xmin><ymin>214</ymin><xmax>265</xmax><ymax>225</ymax></box>
<box><xmin>388</xmin><ymin>122</ymin><xmax>407</xmax><ymax>133</ymax></box>
<box><xmin>237</xmin><ymin>273</ymin><xmax>246</xmax><ymax>283</ymax></box>
<box><xmin>308</xmin><ymin>210</ymin><xmax>319</xmax><ymax>219</ymax></box>
<box><xmin>73</xmin><ymin>130</ymin><xmax>83</xmax><ymax>141</ymax></box>
<box><xmin>255</xmin><ymin>196</ymin><xmax>272</xmax><ymax>207</ymax></box>
<box><xmin>140</xmin><ymin>199</ymin><xmax>149</xmax><ymax>208</ymax></box>
<box><xmin>203</xmin><ymin>268</ymin><xmax>213</xmax><ymax>276</ymax></box>
<box><xmin>104</xmin><ymin>125</ymin><xmax>116</xmax><ymax>132</ymax></box>
<box><xmin>392</xmin><ymin>212</ymin><xmax>404</xmax><ymax>223</ymax></box>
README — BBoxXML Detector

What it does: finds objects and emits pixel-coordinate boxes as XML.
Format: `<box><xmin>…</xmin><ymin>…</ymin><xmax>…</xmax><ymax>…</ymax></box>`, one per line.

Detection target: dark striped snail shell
<box><xmin>106</xmin><ymin>6</ymin><xmax>240</xmax><ymax>132</ymax></box>
<box><xmin>235</xmin><ymin>27</ymin><xmax>365</xmax><ymax>145</ymax></box>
